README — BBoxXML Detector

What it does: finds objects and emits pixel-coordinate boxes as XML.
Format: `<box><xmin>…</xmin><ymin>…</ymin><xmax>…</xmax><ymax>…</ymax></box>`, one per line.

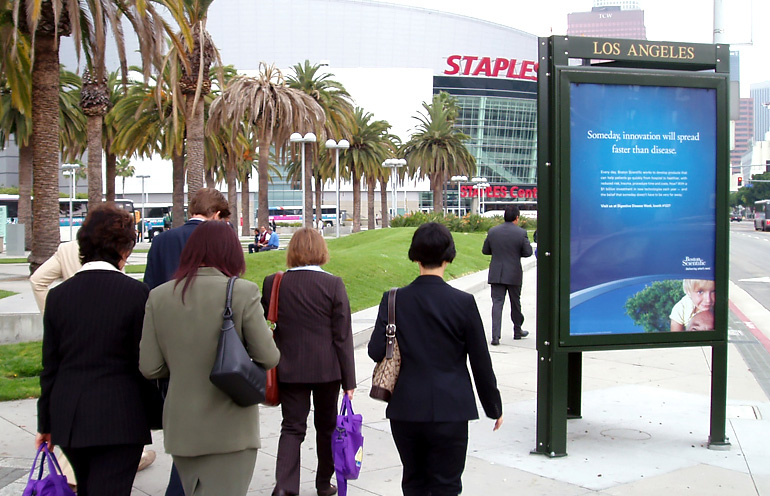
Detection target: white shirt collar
<box><xmin>77</xmin><ymin>261</ymin><xmax>124</xmax><ymax>274</ymax></box>
<box><xmin>287</xmin><ymin>265</ymin><xmax>327</xmax><ymax>274</ymax></box>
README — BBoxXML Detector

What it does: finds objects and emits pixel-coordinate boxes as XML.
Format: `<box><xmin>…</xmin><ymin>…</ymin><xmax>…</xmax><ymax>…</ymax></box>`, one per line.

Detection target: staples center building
<box><xmin>208</xmin><ymin>0</ymin><xmax>539</xmax><ymax>214</ymax></box>
<box><xmin>42</xmin><ymin>0</ymin><xmax>540</xmax><ymax>215</ymax></box>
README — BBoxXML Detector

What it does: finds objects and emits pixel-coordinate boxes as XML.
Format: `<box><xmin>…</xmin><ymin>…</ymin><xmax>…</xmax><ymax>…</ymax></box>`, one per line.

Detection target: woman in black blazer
<box><xmin>262</xmin><ymin>227</ymin><xmax>356</xmax><ymax>496</ymax></box>
<box><xmin>36</xmin><ymin>205</ymin><xmax>154</xmax><ymax>496</ymax></box>
<box><xmin>368</xmin><ymin>222</ymin><xmax>504</xmax><ymax>496</ymax></box>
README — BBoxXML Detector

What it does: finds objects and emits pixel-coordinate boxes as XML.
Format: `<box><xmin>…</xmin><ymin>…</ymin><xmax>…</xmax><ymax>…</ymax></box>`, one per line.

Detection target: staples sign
<box><xmin>445</xmin><ymin>55</ymin><xmax>538</xmax><ymax>80</ymax></box>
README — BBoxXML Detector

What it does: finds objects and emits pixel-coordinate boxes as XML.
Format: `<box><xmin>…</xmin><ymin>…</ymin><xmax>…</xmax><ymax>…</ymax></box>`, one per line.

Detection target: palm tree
<box><xmin>151</xmin><ymin>0</ymin><xmax>223</xmax><ymax>198</ymax></box>
<box><xmin>12</xmin><ymin>0</ymin><xmax>166</xmax><ymax>271</ymax></box>
<box><xmin>402</xmin><ymin>92</ymin><xmax>476</xmax><ymax>212</ymax></box>
<box><xmin>287</xmin><ymin>60</ymin><xmax>354</xmax><ymax>226</ymax></box>
<box><xmin>339</xmin><ymin>108</ymin><xmax>392</xmax><ymax>232</ymax></box>
<box><xmin>115</xmin><ymin>157</ymin><xmax>135</xmax><ymax>196</ymax></box>
<box><xmin>207</xmin><ymin>63</ymin><xmax>325</xmax><ymax>229</ymax></box>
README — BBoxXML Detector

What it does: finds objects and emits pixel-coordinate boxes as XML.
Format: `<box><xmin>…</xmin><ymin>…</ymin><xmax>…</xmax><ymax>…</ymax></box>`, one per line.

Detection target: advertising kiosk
<box><xmin>535</xmin><ymin>36</ymin><xmax>730</xmax><ymax>457</ymax></box>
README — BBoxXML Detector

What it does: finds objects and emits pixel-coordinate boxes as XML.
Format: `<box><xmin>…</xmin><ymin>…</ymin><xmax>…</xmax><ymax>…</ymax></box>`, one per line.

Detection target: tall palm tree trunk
<box><xmin>241</xmin><ymin>176</ymin><xmax>251</xmax><ymax>236</ymax></box>
<box><xmin>432</xmin><ymin>172</ymin><xmax>443</xmax><ymax>212</ymax></box>
<box><xmin>172</xmin><ymin>151</ymin><xmax>185</xmax><ymax>228</ymax></box>
<box><xmin>185</xmin><ymin>95</ymin><xmax>205</xmax><ymax>196</ymax></box>
<box><xmin>105</xmin><ymin>150</ymin><xmax>116</xmax><ymax>203</ymax></box>
<box><xmin>19</xmin><ymin>144</ymin><xmax>33</xmax><ymax>250</ymax></box>
<box><xmin>257</xmin><ymin>139</ymin><xmax>270</xmax><ymax>229</ymax></box>
<box><xmin>367</xmin><ymin>176</ymin><xmax>376</xmax><ymax>230</ymax></box>
<box><xmin>205</xmin><ymin>167</ymin><xmax>216</xmax><ymax>188</ymax></box>
<box><xmin>352</xmin><ymin>172</ymin><xmax>361</xmax><ymax>233</ymax></box>
<box><xmin>30</xmin><ymin>35</ymin><xmax>62</xmax><ymax>272</ymax></box>
<box><xmin>380</xmin><ymin>178</ymin><xmax>389</xmax><ymax>228</ymax></box>
<box><xmin>226</xmin><ymin>160</ymin><xmax>238</xmax><ymax>233</ymax></box>
<box><xmin>86</xmin><ymin>115</ymin><xmax>104</xmax><ymax>206</ymax></box>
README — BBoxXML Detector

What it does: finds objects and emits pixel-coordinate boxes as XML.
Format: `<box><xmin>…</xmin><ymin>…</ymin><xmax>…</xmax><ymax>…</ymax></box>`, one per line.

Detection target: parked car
<box><xmin>730</xmin><ymin>214</ymin><xmax>743</xmax><ymax>222</ymax></box>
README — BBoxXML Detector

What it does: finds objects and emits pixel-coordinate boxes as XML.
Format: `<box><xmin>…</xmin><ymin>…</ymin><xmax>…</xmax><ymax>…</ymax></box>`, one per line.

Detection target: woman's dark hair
<box><xmin>174</xmin><ymin>221</ymin><xmax>246</xmax><ymax>301</ymax></box>
<box><xmin>408</xmin><ymin>222</ymin><xmax>456</xmax><ymax>268</ymax></box>
<box><xmin>77</xmin><ymin>203</ymin><xmax>136</xmax><ymax>268</ymax></box>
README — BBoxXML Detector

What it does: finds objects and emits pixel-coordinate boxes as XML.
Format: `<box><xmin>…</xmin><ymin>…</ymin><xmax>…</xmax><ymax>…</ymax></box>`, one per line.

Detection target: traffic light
<box><xmin>738</xmin><ymin>176</ymin><xmax>742</xmax><ymax>186</ymax></box>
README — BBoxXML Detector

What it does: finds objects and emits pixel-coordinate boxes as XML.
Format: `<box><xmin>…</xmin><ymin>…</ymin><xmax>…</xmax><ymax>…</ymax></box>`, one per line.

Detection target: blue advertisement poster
<box><xmin>569</xmin><ymin>83</ymin><xmax>716</xmax><ymax>335</ymax></box>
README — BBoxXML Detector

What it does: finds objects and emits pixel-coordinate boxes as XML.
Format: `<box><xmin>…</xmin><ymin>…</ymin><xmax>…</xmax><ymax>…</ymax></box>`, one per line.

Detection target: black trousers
<box><xmin>490</xmin><ymin>283</ymin><xmax>524</xmax><ymax>340</ymax></box>
<box><xmin>390</xmin><ymin>420</ymin><xmax>468</xmax><ymax>496</ymax></box>
<box><xmin>62</xmin><ymin>444</ymin><xmax>143</xmax><ymax>496</ymax></box>
<box><xmin>275</xmin><ymin>381</ymin><xmax>340</xmax><ymax>494</ymax></box>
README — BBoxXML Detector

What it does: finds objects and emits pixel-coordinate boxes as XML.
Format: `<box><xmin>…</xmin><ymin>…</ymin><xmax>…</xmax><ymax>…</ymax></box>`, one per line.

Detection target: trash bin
<box><xmin>6</xmin><ymin>224</ymin><xmax>25</xmax><ymax>256</ymax></box>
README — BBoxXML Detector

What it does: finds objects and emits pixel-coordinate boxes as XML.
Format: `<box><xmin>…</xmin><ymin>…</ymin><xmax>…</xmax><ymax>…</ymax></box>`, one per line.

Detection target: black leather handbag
<box><xmin>209</xmin><ymin>277</ymin><xmax>267</xmax><ymax>406</ymax></box>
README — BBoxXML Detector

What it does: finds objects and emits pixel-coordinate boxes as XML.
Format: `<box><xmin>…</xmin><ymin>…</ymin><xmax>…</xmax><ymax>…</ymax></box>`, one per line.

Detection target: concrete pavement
<box><xmin>1</xmin><ymin>250</ymin><xmax>770</xmax><ymax>495</ymax></box>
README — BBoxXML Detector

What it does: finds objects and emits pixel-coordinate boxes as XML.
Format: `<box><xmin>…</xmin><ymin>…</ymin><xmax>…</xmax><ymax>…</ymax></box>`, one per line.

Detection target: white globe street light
<box><xmin>382</xmin><ymin>158</ymin><xmax>406</xmax><ymax>226</ymax></box>
<box><xmin>450</xmin><ymin>175</ymin><xmax>468</xmax><ymax>216</ymax></box>
<box><xmin>61</xmin><ymin>164</ymin><xmax>80</xmax><ymax>241</ymax></box>
<box><xmin>473</xmin><ymin>182</ymin><xmax>490</xmax><ymax>213</ymax></box>
<box><xmin>136</xmin><ymin>174</ymin><xmax>150</xmax><ymax>240</ymax></box>
<box><xmin>290</xmin><ymin>132</ymin><xmax>317</xmax><ymax>227</ymax></box>
<box><xmin>325</xmin><ymin>139</ymin><xmax>350</xmax><ymax>238</ymax></box>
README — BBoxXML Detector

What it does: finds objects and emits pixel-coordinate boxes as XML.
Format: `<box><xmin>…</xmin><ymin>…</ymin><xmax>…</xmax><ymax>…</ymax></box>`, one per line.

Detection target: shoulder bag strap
<box><xmin>223</xmin><ymin>276</ymin><xmax>237</xmax><ymax>320</ymax></box>
<box><xmin>267</xmin><ymin>271</ymin><xmax>284</xmax><ymax>323</ymax></box>
<box><xmin>385</xmin><ymin>287</ymin><xmax>397</xmax><ymax>359</ymax></box>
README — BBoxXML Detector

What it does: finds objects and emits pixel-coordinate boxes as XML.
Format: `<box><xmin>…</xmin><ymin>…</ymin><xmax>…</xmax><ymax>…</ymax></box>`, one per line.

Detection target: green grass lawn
<box><xmin>0</xmin><ymin>341</ymin><xmax>42</xmax><ymax>401</ymax></box>
<box><xmin>0</xmin><ymin>228</ymin><xmax>494</xmax><ymax>401</ymax></box>
<box><xmin>0</xmin><ymin>290</ymin><xmax>17</xmax><ymax>300</ymax></box>
<box><xmin>0</xmin><ymin>258</ymin><xmax>29</xmax><ymax>264</ymax></box>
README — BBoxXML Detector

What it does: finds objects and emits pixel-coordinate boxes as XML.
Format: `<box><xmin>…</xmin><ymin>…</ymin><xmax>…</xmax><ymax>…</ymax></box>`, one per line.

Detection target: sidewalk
<box><xmin>1</xmin><ymin>255</ymin><xmax>769</xmax><ymax>495</ymax></box>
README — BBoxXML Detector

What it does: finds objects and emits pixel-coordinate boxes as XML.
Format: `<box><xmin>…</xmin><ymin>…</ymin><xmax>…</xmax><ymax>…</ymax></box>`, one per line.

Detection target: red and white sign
<box><xmin>444</xmin><ymin>55</ymin><xmax>538</xmax><ymax>80</ymax></box>
<box><xmin>460</xmin><ymin>185</ymin><xmax>538</xmax><ymax>199</ymax></box>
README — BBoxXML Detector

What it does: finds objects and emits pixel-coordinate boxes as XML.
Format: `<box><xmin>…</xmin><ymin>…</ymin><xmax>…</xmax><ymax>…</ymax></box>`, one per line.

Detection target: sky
<box><xmin>380</xmin><ymin>0</ymin><xmax>768</xmax><ymax>97</ymax></box>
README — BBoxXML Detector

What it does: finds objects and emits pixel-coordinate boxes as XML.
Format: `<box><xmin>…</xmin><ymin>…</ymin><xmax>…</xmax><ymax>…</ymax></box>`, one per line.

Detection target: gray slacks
<box><xmin>173</xmin><ymin>448</ymin><xmax>258</xmax><ymax>496</ymax></box>
<box><xmin>490</xmin><ymin>283</ymin><xmax>524</xmax><ymax>340</ymax></box>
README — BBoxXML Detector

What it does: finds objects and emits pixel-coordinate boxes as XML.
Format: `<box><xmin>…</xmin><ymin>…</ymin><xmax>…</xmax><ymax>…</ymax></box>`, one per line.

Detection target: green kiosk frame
<box><xmin>534</xmin><ymin>36</ymin><xmax>731</xmax><ymax>457</ymax></box>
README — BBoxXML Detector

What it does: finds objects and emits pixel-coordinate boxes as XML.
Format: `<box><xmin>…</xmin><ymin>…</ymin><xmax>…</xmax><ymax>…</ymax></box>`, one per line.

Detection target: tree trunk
<box><xmin>315</xmin><ymin>174</ymin><xmax>323</xmax><ymax>230</ymax></box>
<box><xmin>367</xmin><ymin>176</ymin><xmax>376</xmax><ymax>230</ymax></box>
<box><xmin>380</xmin><ymin>178</ymin><xmax>389</xmax><ymax>228</ymax></box>
<box><xmin>30</xmin><ymin>34</ymin><xmax>61</xmax><ymax>273</ymax></box>
<box><xmin>172</xmin><ymin>150</ymin><xmax>185</xmax><ymax>228</ymax></box>
<box><xmin>185</xmin><ymin>95</ymin><xmax>205</xmax><ymax>197</ymax></box>
<box><xmin>205</xmin><ymin>167</ymin><xmax>216</xmax><ymax>188</ymax></box>
<box><xmin>226</xmin><ymin>160</ymin><xmax>238</xmax><ymax>233</ymax></box>
<box><xmin>18</xmin><ymin>143</ymin><xmax>33</xmax><ymax>250</ymax></box>
<box><xmin>432</xmin><ymin>172</ymin><xmax>443</xmax><ymax>212</ymax></box>
<box><xmin>86</xmin><ymin>115</ymin><xmax>104</xmax><ymax>208</ymax></box>
<box><xmin>352</xmin><ymin>171</ymin><xmax>361</xmax><ymax>233</ymax></box>
<box><xmin>105</xmin><ymin>150</ymin><xmax>116</xmax><ymax>203</ymax></box>
<box><xmin>241</xmin><ymin>176</ymin><xmax>250</xmax><ymax>236</ymax></box>
<box><xmin>257</xmin><ymin>137</ymin><xmax>270</xmax><ymax>229</ymax></box>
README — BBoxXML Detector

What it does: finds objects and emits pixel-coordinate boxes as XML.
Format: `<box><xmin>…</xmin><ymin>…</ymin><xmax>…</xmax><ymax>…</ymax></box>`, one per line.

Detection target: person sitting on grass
<box><xmin>259</xmin><ymin>227</ymin><xmax>280</xmax><ymax>252</ymax></box>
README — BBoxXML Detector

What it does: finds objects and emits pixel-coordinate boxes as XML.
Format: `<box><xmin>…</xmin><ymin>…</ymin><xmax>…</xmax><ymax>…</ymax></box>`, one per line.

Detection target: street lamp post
<box><xmin>325</xmin><ymin>139</ymin><xmax>350</xmax><ymax>238</ymax></box>
<box><xmin>61</xmin><ymin>164</ymin><xmax>80</xmax><ymax>241</ymax></box>
<box><xmin>470</xmin><ymin>177</ymin><xmax>488</xmax><ymax>215</ymax></box>
<box><xmin>136</xmin><ymin>174</ymin><xmax>150</xmax><ymax>241</ymax></box>
<box><xmin>382</xmin><ymin>158</ymin><xmax>406</xmax><ymax>226</ymax></box>
<box><xmin>290</xmin><ymin>132</ymin><xmax>317</xmax><ymax>227</ymax></box>
<box><xmin>473</xmin><ymin>182</ymin><xmax>490</xmax><ymax>214</ymax></box>
<box><xmin>450</xmin><ymin>175</ymin><xmax>468</xmax><ymax>215</ymax></box>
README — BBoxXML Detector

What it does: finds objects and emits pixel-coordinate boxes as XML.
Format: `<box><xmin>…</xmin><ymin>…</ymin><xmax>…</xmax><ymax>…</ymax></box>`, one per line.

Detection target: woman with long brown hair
<box><xmin>140</xmin><ymin>221</ymin><xmax>280</xmax><ymax>496</ymax></box>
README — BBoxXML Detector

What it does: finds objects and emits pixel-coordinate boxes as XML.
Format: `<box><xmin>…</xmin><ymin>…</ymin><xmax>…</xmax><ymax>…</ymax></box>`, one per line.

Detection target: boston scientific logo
<box><xmin>682</xmin><ymin>256</ymin><xmax>709</xmax><ymax>271</ymax></box>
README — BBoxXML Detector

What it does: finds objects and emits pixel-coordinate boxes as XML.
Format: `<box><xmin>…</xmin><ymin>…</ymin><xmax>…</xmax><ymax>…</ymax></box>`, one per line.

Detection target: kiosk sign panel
<box><xmin>568</xmin><ymin>81</ymin><xmax>717</xmax><ymax>336</ymax></box>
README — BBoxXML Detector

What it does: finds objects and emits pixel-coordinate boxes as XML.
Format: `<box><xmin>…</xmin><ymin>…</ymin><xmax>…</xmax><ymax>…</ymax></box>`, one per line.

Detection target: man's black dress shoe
<box><xmin>514</xmin><ymin>330</ymin><xmax>530</xmax><ymax>340</ymax></box>
<box><xmin>317</xmin><ymin>485</ymin><xmax>338</xmax><ymax>496</ymax></box>
<box><xmin>490</xmin><ymin>339</ymin><xmax>500</xmax><ymax>346</ymax></box>
<box><xmin>272</xmin><ymin>490</ymin><xmax>297</xmax><ymax>496</ymax></box>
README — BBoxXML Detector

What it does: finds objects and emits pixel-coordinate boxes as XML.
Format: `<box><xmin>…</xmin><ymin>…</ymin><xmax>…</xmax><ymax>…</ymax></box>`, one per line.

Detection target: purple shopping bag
<box><xmin>332</xmin><ymin>395</ymin><xmax>363</xmax><ymax>496</ymax></box>
<box><xmin>23</xmin><ymin>444</ymin><xmax>76</xmax><ymax>496</ymax></box>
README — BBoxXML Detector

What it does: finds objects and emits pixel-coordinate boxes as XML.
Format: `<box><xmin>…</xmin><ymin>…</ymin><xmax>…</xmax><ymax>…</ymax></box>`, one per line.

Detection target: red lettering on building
<box><xmin>460</xmin><ymin>184</ymin><xmax>537</xmax><ymax>199</ymax></box>
<box><xmin>445</xmin><ymin>55</ymin><xmax>539</xmax><ymax>81</ymax></box>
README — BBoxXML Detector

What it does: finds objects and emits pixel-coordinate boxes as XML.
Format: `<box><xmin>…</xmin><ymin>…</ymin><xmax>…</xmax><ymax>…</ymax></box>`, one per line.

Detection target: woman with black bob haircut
<box><xmin>140</xmin><ymin>221</ymin><xmax>280</xmax><ymax>496</ymax></box>
<box><xmin>368</xmin><ymin>222</ymin><xmax>504</xmax><ymax>496</ymax></box>
<box><xmin>36</xmin><ymin>204</ymin><xmax>154</xmax><ymax>496</ymax></box>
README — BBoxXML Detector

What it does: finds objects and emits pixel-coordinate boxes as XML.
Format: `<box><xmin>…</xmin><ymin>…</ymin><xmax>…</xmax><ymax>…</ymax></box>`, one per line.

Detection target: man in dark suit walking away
<box><xmin>142</xmin><ymin>187</ymin><xmax>229</xmax><ymax>496</ymax></box>
<box><xmin>482</xmin><ymin>205</ymin><xmax>533</xmax><ymax>345</ymax></box>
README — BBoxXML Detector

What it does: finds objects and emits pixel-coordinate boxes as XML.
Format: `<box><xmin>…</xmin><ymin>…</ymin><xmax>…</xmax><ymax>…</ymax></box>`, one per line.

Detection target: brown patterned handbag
<box><xmin>369</xmin><ymin>288</ymin><xmax>400</xmax><ymax>402</ymax></box>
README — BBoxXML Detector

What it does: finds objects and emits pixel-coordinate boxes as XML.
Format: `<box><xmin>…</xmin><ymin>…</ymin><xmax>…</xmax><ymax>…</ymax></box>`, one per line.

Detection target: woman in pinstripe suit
<box><xmin>262</xmin><ymin>228</ymin><xmax>356</xmax><ymax>496</ymax></box>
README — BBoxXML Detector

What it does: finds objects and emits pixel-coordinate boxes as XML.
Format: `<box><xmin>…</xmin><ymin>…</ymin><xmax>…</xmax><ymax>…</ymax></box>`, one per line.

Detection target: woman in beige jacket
<box><xmin>140</xmin><ymin>221</ymin><xmax>280</xmax><ymax>496</ymax></box>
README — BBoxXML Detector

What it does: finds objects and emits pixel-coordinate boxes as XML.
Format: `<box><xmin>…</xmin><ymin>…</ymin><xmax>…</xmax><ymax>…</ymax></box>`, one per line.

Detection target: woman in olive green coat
<box><xmin>140</xmin><ymin>221</ymin><xmax>280</xmax><ymax>496</ymax></box>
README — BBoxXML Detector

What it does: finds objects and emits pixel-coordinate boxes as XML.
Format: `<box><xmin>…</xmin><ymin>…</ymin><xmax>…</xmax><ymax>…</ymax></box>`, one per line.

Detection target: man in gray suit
<box><xmin>482</xmin><ymin>205</ymin><xmax>533</xmax><ymax>345</ymax></box>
